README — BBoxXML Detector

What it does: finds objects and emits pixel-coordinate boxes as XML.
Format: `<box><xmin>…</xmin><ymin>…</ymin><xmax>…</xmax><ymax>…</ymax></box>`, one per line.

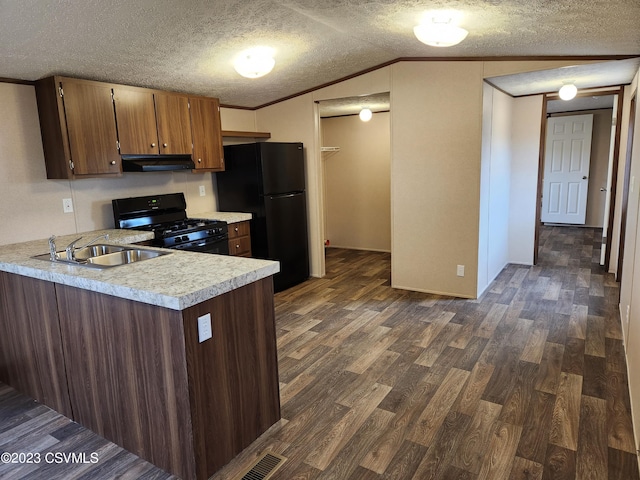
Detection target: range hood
<box><xmin>121</xmin><ymin>154</ymin><xmax>195</xmax><ymax>172</ymax></box>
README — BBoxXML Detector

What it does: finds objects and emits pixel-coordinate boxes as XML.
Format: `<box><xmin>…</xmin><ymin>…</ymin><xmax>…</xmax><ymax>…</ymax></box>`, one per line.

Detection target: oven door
<box><xmin>171</xmin><ymin>236</ymin><xmax>229</xmax><ymax>255</ymax></box>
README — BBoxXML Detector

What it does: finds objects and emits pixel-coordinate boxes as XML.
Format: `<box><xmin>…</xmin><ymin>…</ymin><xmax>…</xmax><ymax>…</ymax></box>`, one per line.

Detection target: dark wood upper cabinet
<box><xmin>155</xmin><ymin>93</ymin><xmax>193</xmax><ymax>155</ymax></box>
<box><xmin>190</xmin><ymin>96</ymin><xmax>225</xmax><ymax>171</ymax></box>
<box><xmin>112</xmin><ymin>87</ymin><xmax>159</xmax><ymax>155</ymax></box>
<box><xmin>35</xmin><ymin>76</ymin><xmax>121</xmax><ymax>178</ymax></box>
<box><xmin>36</xmin><ymin>75</ymin><xmax>225</xmax><ymax>179</ymax></box>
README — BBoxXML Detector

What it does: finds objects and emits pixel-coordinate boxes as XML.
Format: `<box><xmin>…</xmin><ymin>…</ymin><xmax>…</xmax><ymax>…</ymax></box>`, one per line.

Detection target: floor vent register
<box><xmin>239</xmin><ymin>451</ymin><xmax>287</xmax><ymax>480</ymax></box>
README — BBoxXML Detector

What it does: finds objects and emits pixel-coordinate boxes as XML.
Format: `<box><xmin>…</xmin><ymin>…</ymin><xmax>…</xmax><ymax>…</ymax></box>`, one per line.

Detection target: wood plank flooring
<box><xmin>212</xmin><ymin>225</ymin><xmax>639</xmax><ymax>480</ymax></box>
<box><xmin>0</xmin><ymin>383</ymin><xmax>179</xmax><ymax>479</ymax></box>
<box><xmin>0</xmin><ymin>225</ymin><xmax>638</xmax><ymax>479</ymax></box>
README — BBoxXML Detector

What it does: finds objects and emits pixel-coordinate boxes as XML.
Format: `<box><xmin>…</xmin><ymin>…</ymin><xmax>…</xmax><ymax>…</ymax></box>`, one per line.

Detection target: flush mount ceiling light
<box><xmin>233</xmin><ymin>47</ymin><xmax>275</xmax><ymax>79</ymax></box>
<box><xmin>359</xmin><ymin>108</ymin><xmax>373</xmax><ymax>122</ymax></box>
<box><xmin>559</xmin><ymin>83</ymin><xmax>578</xmax><ymax>101</ymax></box>
<box><xmin>414</xmin><ymin>14</ymin><xmax>468</xmax><ymax>47</ymax></box>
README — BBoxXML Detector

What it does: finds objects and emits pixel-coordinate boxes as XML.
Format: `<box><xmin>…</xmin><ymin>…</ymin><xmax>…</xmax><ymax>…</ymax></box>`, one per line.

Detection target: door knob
<box><xmin>600</xmin><ymin>187</ymin><xmax>607</xmax><ymax>192</ymax></box>
<box><xmin>582</xmin><ymin>176</ymin><xmax>588</xmax><ymax>180</ymax></box>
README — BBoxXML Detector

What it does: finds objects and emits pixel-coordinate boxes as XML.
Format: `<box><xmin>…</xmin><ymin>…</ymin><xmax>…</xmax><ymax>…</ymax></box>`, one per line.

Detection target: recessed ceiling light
<box><xmin>234</xmin><ymin>47</ymin><xmax>275</xmax><ymax>79</ymax></box>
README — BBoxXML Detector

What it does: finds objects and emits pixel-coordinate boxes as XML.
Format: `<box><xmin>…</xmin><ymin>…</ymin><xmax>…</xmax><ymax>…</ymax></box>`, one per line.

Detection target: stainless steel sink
<box><xmin>33</xmin><ymin>244</ymin><xmax>171</xmax><ymax>269</ymax></box>
<box><xmin>72</xmin><ymin>244</ymin><xmax>128</xmax><ymax>260</ymax></box>
<box><xmin>84</xmin><ymin>248</ymin><xmax>169</xmax><ymax>267</ymax></box>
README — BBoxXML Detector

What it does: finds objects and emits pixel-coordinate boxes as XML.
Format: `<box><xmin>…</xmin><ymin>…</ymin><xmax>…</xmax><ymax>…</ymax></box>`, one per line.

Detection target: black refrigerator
<box><xmin>216</xmin><ymin>142</ymin><xmax>309</xmax><ymax>292</ymax></box>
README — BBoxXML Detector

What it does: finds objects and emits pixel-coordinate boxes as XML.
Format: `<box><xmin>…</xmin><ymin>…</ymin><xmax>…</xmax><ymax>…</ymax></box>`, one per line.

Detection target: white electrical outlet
<box><xmin>197</xmin><ymin>313</ymin><xmax>212</xmax><ymax>343</ymax></box>
<box><xmin>62</xmin><ymin>198</ymin><xmax>73</xmax><ymax>213</ymax></box>
<box><xmin>199</xmin><ymin>185</ymin><xmax>206</xmax><ymax>197</ymax></box>
<box><xmin>457</xmin><ymin>265</ymin><xmax>465</xmax><ymax>277</ymax></box>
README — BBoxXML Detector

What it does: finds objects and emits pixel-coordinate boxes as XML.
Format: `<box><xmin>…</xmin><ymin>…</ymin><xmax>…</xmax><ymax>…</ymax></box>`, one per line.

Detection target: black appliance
<box><xmin>121</xmin><ymin>154</ymin><xmax>195</xmax><ymax>172</ymax></box>
<box><xmin>112</xmin><ymin>192</ymin><xmax>229</xmax><ymax>254</ymax></box>
<box><xmin>217</xmin><ymin>142</ymin><xmax>309</xmax><ymax>292</ymax></box>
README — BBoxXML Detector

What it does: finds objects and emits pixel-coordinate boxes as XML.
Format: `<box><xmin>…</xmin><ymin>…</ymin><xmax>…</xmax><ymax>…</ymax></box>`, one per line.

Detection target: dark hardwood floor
<box><xmin>0</xmin><ymin>225</ymin><xmax>638</xmax><ymax>479</ymax></box>
<box><xmin>212</xmin><ymin>225</ymin><xmax>639</xmax><ymax>480</ymax></box>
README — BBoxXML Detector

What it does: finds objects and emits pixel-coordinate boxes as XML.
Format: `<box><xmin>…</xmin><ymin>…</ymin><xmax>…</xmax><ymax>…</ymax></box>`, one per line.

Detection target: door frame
<box><xmin>534</xmin><ymin>87</ymin><xmax>625</xmax><ymax>269</ymax></box>
<box><xmin>617</xmin><ymin>93</ymin><xmax>636</xmax><ymax>281</ymax></box>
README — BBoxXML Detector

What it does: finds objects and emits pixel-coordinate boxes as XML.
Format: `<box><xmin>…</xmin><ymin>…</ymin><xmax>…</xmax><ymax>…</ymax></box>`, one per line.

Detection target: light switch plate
<box><xmin>197</xmin><ymin>313</ymin><xmax>212</xmax><ymax>343</ymax></box>
<box><xmin>199</xmin><ymin>185</ymin><xmax>205</xmax><ymax>197</ymax></box>
<box><xmin>457</xmin><ymin>265</ymin><xmax>465</xmax><ymax>277</ymax></box>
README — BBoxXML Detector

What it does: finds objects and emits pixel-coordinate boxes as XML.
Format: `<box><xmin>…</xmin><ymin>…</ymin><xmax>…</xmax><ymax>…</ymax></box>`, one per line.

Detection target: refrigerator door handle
<box><xmin>265</xmin><ymin>192</ymin><xmax>304</xmax><ymax>199</ymax></box>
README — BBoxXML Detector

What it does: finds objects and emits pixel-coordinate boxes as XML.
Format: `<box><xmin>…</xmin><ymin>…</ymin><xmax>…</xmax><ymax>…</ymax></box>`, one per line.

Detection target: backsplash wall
<box><xmin>0</xmin><ymin>82</ymin><xmax>218</xmax><ymax>247</ymax></box>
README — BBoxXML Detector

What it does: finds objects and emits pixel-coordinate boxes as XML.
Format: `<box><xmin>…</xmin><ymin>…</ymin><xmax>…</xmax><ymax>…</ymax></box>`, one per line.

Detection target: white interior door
<box><xmin>541</xmin><ymin>114</ymin><xmax>594</xmax><ymax>224</ymax></box>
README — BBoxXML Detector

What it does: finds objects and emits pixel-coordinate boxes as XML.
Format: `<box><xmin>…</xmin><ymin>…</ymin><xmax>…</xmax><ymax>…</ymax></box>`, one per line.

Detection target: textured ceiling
<box><xmin>547</xmin><ymin>95</ymin><xmax>615</xmax><ymax>114</ymax></box>
<box><xmin>1</xmin><ymin>0</ymin><xmax>639</xmax><ymax>108</ymax></box>
<box><xmin>318</xmin><ymin>92</ymin><xmax>390</xmax><ymax>117</ymax></box>
<box><xmin>486</xmin><ymin>58</ymin><xmax>640</xmax><ymax>97</ymax></box>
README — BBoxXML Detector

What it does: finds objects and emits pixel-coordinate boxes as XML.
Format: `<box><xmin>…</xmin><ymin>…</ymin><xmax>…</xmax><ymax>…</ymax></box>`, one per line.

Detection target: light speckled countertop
<box><xmin>192</xmin><ymin>211</ymin><xmax>252</xmax><ymax>224</ymax></box>
<box><xmin>0</xmin><ymin>229</ymin><xmax>279</xmax><ymax>311</ymax></box>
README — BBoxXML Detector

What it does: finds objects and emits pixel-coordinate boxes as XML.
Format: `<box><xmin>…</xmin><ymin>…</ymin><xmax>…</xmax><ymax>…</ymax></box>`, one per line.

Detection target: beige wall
<box><xmin>619</xmin><ymin>66</ymin><xmax>640</xmax><ymax>450</ymax></box>
<box><xmin>0</xmin><ymin>83</ymin><xmax>218</xmax><ymax>247</ymax></box>
<box><xmin>322</xmin><ymin>112</ymin><xmax>391</xmax><ymax>252</ymax></box>
<box><xmin>509</xmin><ymin>95</ymin><xmax>544</xmax><ymax>265</ymax></box>
<box><xmin>478</xmin><ymin>84</ymin><xmax>513</xmax><ymax>296</ymax></box>
<box><xmin>586</xmin><ymin>109</ymin><xmax>614</xmax><ymax>228</ymax></box>
<box><xmin>391</xmin><ymin>62</ymin><xmax>484</xmax><ymax>297</ymax></box>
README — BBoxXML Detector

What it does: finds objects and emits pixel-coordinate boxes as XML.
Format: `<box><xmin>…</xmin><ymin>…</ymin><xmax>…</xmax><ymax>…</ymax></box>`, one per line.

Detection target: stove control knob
<box><xmin>182</xmin><ymin>235</ymin><xmax>189</xmax><ymax>242</ymax></box>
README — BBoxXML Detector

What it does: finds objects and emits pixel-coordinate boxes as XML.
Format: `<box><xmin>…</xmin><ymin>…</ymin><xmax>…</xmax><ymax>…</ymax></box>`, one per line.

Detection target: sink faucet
<box><xmin>48</xmin><ymin>235</ymin><xmax>58</xmax><ymax>261</ymax></box>
<box><xmin>64</xmin><ymin>233</ymin><xmax>110</xmax><ymax>262</ymax></box>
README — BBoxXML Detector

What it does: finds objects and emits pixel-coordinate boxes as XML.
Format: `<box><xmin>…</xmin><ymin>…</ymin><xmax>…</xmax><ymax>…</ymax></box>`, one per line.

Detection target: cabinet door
<box><xmin>61</xmin><ymin>80</ymin><xmax>121</xmax><ymax>175</ymax></box>
<box><xmin>113</xmin><ymin>87</ymin><xmax>159</xmax><ymax>155</ymax></box>
<box><xmin>190</xmin><ymin>96</ymin><xmax>224</xmax><ymax>171</ymax></box>
<box><xmin>155</xmin><ymin>93</ymin><xmax>192</xmax><ymax>154</ymax></box>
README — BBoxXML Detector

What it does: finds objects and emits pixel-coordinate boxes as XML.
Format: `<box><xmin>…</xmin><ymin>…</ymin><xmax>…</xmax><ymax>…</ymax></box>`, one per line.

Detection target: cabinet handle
<box><xmin>234</xmin><ymin>227</ymin><xmax>239</xmax><ymax>232</ymax></box>
<box><xmin>236</xmin><ymin>244</ymin><xmax>240</xmax><ymax>249</ymax></box>
<box><xmin>163</xmin><ymin>143</ymin><xmax>168</xmax><ymax>148</ymax></box>
<box><xmin>198</xmin><ymin>158</ymin><xmax>202</xmax><ymax>163</ymax></box>
<box><xmin>110</xmin><ymin>160</ymin><xmax>116</xmax><ymax>165</ymax></box>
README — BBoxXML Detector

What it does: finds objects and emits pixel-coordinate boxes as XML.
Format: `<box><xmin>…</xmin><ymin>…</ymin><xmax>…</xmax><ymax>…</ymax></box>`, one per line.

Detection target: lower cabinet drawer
<box><xmin>228</xmin><ymin>221</ymin><xmax>250</xmax><ymax>239</ymax></box>
<box><xmin>229</xmin><ymin>235</ymin><xmax>251</xmax><ymax>256</ymax></box>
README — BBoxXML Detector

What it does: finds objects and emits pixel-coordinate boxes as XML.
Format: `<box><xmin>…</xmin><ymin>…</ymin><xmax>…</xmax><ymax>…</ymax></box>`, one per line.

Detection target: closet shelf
<box><xmin>221</xmin><ymin>130</ymin><xmax>271</xmax><ymax>138</ymax></box>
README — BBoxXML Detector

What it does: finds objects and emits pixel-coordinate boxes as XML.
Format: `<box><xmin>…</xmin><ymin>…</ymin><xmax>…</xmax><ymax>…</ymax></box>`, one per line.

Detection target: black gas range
<box><xmin>112</xmin><ymin>193</ymin><xmax>229</xmax><ymax>255</ymax></box>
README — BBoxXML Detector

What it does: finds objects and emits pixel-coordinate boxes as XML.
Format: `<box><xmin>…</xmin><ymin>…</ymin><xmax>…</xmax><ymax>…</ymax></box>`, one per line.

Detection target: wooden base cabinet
<box><xmin>228</xmin><ymin>220</ymin><xmax>252</xmax><ymax>257</ymax></box>
<box><xmin>0</xmin><ymin>273</ymin><xmax>280</xmax><ymax>480</ymax></box>
<box><xmin>0</xmin><ymin>272</ymin><xmax>72</xmax><ymax>417</ymax></box>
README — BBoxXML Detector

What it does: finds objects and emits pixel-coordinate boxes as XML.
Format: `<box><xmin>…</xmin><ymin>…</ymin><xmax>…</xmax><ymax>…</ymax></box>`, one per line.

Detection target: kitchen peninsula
<box><xmin>0</xmin><ymin>230</ymin><xmax>281</xmax><ymax>480</ymax></box>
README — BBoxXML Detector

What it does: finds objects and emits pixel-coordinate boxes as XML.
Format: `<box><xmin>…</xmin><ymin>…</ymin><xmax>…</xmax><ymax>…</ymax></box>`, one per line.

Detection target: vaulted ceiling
<box><xmin>1</xmin><ymin>0</ymin><xmax>639</xmax><ymax>108</ymax></box>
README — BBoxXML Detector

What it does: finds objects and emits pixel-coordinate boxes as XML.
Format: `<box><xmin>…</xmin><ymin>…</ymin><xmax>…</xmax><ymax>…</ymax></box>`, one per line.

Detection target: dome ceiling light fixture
<box><xmin>559</xmin><ymin>83</ymin><xmax>578</xmax><ymax>101</ymax></box>
<box><xmin>414</xmin><ymin>13</ymin><xmax>468</xmax><ymax>47</ymax></box>
<box><xmin>359</xmin><ymin>108</ymin><xmax>373</xmax><ymax>122</ymax></box>
<box><xmin>233</xmin><ymin>47</ymin><xmax>276</xmax><ymax>79</ymax></box>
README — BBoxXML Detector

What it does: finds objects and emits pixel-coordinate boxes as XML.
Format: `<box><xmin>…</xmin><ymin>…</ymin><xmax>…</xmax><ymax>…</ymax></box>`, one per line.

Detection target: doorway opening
<box><xmin>535</xmin><ymin>88</ymin><xmax>624</xmax><ymax>269</ymax></box>
<box><xmin>315</xmin><ymin>93</ymin><xmax>391</xmax><ymax>278</ymax></box>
